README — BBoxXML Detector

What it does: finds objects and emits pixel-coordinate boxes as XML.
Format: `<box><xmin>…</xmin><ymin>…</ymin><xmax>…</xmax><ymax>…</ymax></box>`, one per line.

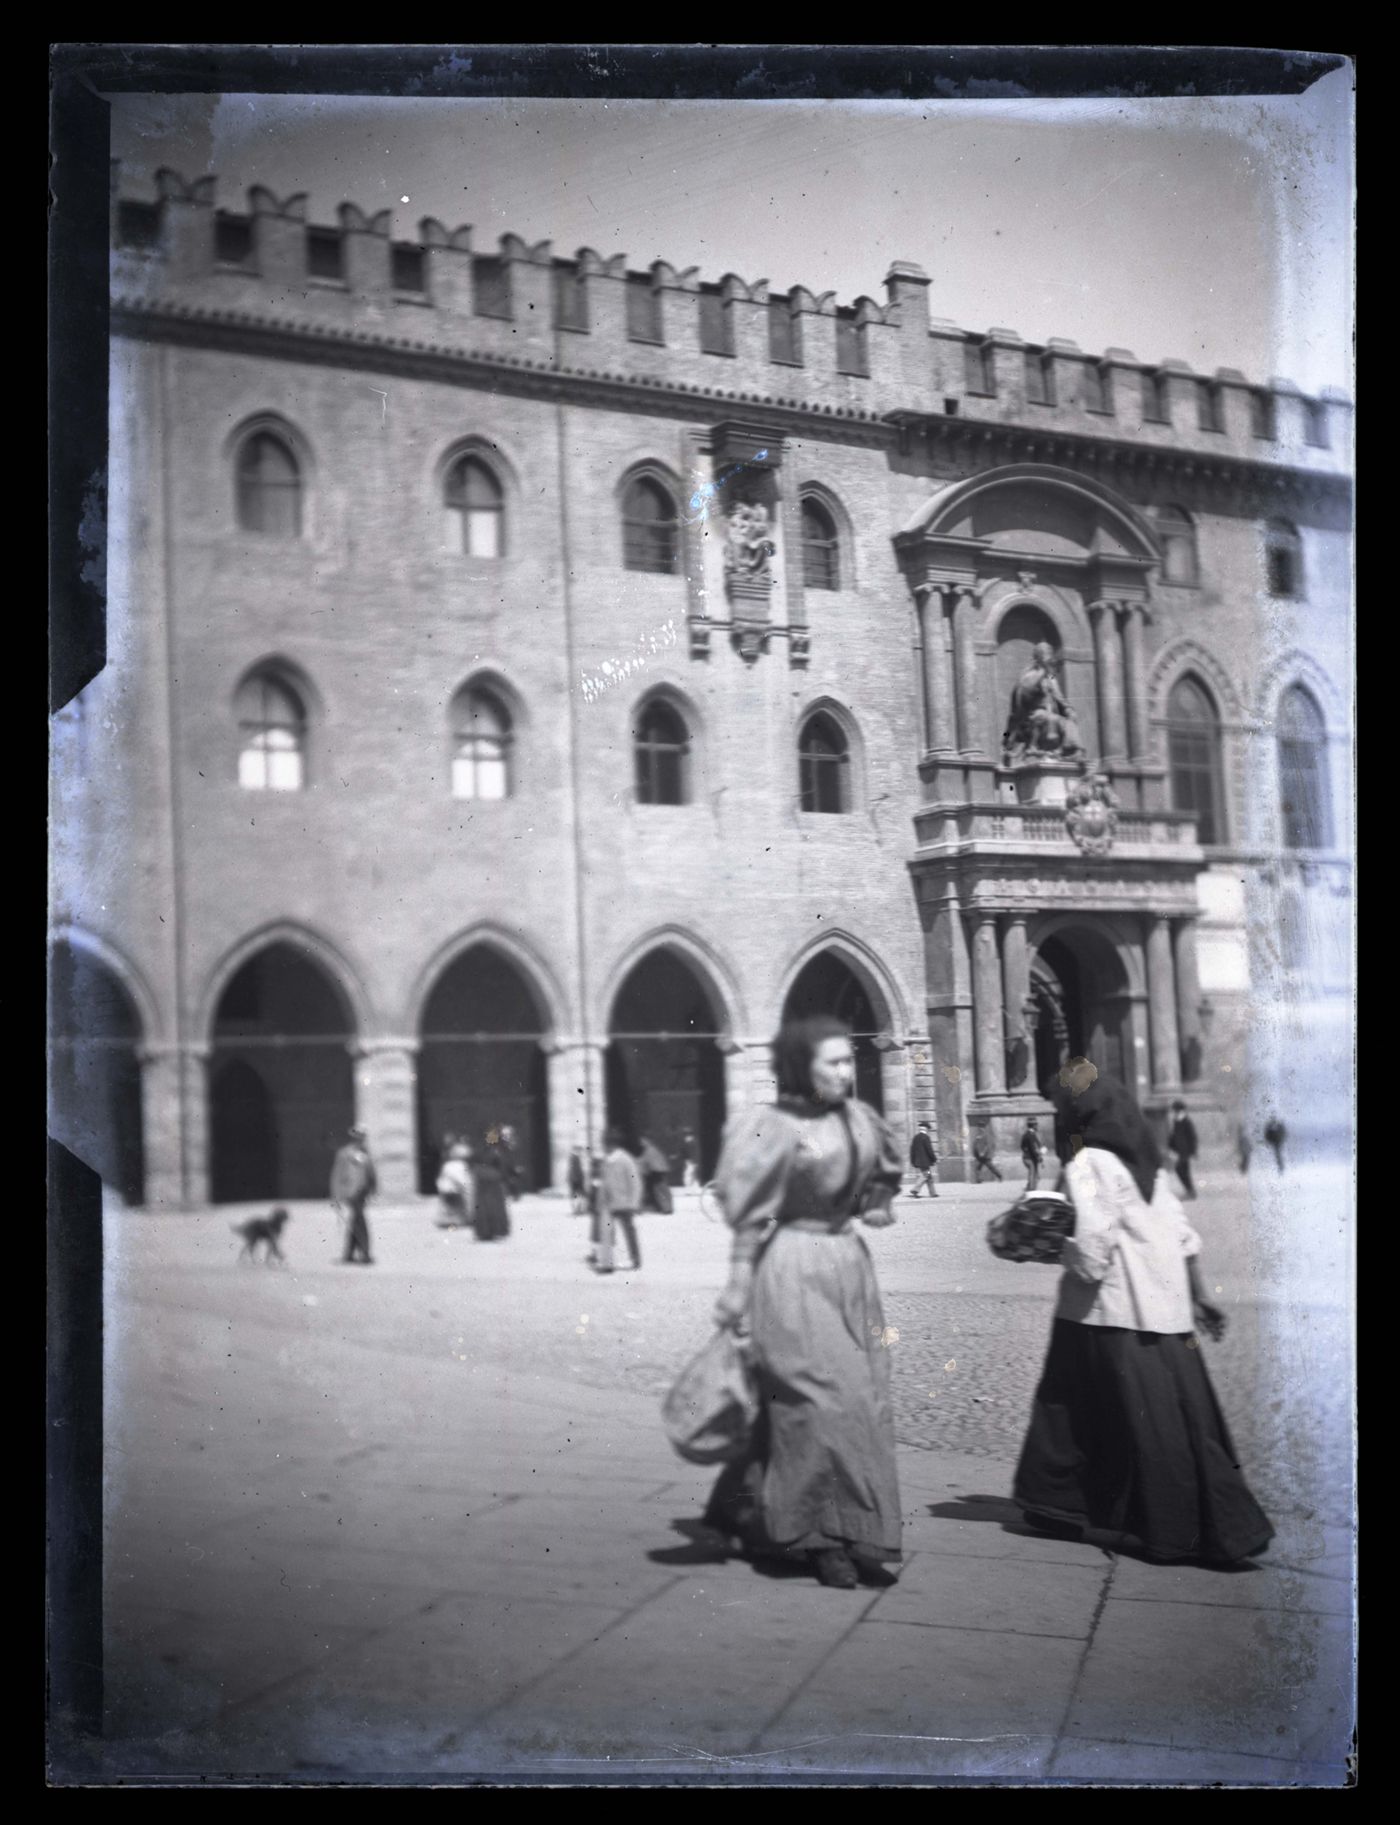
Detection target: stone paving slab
<box><xmin>887</xmin><ymin>1552</ymin><xmax>1108</xmax><ymax>1637</ymax></box>
<box><xmin>1046</xmin><ymin>1737</ymin><xmax>1343</xmax><ymax>1786</ymax></box>
<box><xmin>748</xmin><ymin>1616</ymin><xmax>1082</xmax><ymax>1779</ymax></box>
<box><xmin>1065</xmin><ymin>1597</ymin><xmax>1354</xmax><ymax>1764</ymax></box>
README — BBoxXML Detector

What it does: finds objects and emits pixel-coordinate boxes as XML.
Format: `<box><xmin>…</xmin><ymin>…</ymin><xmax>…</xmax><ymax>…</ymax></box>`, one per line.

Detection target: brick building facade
<box><xmin>48</xmin><ymin>167</ymin><xmax>1353</xmax><ymax>1205</ymax></box>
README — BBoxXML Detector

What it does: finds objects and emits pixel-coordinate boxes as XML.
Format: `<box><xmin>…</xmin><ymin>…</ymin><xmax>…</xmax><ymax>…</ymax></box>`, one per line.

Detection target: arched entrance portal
<box><xmin>606</xmin><ymin>950</ymin><xmax>726</xmax><ymax>1179</ymax></box>
<box><xmin>209</xmin><ymin>944</ymin><xmax>356</xmax><ymax>1202</ymax></box>
<box><xmin>417</xmin><ymin>946</ymin><xmax>551</xmax><ymax>1191</ymax></box>
<box><xmin>781</xmin><ymin>951</ymin><xmax>885</xmax><ymax>1113</ymax></box>
<box><xmin>1031</xmin><ymin>928</ymin><xmax>1131</xmax><ymax>1098</ymax></box>
<box><xmin>49</xmin><ymin>942</ymin><xmax>145</xmax><ymax>1205</ymax></box>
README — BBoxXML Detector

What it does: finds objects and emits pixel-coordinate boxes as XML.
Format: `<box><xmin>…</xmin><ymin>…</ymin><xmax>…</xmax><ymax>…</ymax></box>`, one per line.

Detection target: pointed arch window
<box><xmin>622</xmin><ymin>476</ymin><xmax>679</xmax><ymax>575</ymax></box>
<box><xmin>1265</xmin><ymin>520</ymin><xmax>1303</xmax><ymax>599</ymax></box>
<box><xmin>236</xmin><ymin>430</ymin><xmax>303</xmax><ymax>538</ymax></box>
<box><xmin>1165</xmin><ymin>674</ymin><xmax>1225</xmax><ymax>846</ymax></box>
<box><xmin>634</xmin><ymin>699</ymin><xmax>690</xmax><ymax>805</ymax></box>
<box><xmin>1156</xmin><ymin>504</ymin><xmax>1198</xmax><ymax>586</ymax></box>
<box><xmin>798</xmin><ymin>712</ymin><xmax>850</xmax><ymax>813</ymax></box>
<box><xmin>800</xmin><ymin>496</ymin><xmax>840</xmax><ymax>592</ymax></box>
<box><xmin>236</xmin><ymin>672</ymin><xmax>307</xmax><ymax>791</ymax></box>
<box><xmin>1278</xmin><ymin>685</ymin><xmax>1332</xmax><ymax>850</ymax></box>
<box><xmin>451</xmin><ymin>686</ymin><xmax>513</xmax><ymax>801</ymax></box>
<box><xmin>444</xmin><ymin>455</ymin><xmax>505</xmax><ymax>558</ymax></box>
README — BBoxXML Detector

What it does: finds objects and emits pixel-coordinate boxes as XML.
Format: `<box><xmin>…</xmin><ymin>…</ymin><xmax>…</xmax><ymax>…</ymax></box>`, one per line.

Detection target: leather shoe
<box><xmin>811</xmin><ymin>1548</ymin><xmax>858</xmax><ymax>1589</ymax></box>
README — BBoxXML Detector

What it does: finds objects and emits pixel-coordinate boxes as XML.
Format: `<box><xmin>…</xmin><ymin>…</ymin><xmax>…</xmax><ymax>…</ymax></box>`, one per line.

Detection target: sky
<box><xmin>108</xmin><ymin>74</ymin><xmax>1353</xmax><ymax>394</ymax></box>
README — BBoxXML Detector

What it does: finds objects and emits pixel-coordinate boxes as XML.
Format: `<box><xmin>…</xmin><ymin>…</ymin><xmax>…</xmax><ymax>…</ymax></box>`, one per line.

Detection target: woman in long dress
<box><xmin>433</xmin><ymin>1139</ymin><xmax>474</xmax><ymax>1229</ymax></box>
<box><xmin>706</xmin><ymin>1016</ymin><xmax>905</xmax><ymax>1590</ymax></box>
<box><xmin>1013</xmin><ymin>1060</ymin><xmax>1274</xmax><ymax>1566</ymax></box>
<box><xmin>471</xmin><ymin>1137</ymin><xmax>512</xmax><ymax>1242</ymax></box>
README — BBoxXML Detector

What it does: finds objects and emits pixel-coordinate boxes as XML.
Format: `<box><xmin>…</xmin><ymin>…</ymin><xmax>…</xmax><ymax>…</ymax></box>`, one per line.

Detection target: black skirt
<box><xmin>1013</xmin><ymin>1319</ymin><xmax>1274</xmax><ymax>1565</ymax></box>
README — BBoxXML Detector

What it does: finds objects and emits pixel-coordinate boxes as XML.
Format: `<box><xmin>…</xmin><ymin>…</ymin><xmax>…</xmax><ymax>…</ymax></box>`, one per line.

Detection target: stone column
<box><xmin>1173</xmin><ymin>918</ymin><xmax>1205</xmax><ymax>1083</ymax></box>
<box><xmin>742</xmin><ymin>1039</ymin><xmax>779</xmax><ymax>1113</ymax></box>
<box><xmin>1089</xmin><ymin>601</ymin><xmax>1128</xmax><ymax>764</ymax></box>
<box><xmin>136</xmin><ymin>1043</ymin><xmax>186</xmax><ymax>1211</ymax></box>
<box><xmin>547</xmin><ymin>1040</ymin><xmax>606</xmax><ymax>1187</ymax></box>
<box><xmin>1120</xmin><ymin>603</ymin><xmax>1149</xmax><ymax>764</ymax></box>
<box><xmin>352</xmin><ymin>1039</ymin><xmax>420</xmax><ymax>1200</ymax></box>
<box><xmin>719</xmin><ymin>1037</ymin><xmax>751</xmax><ymax>1129</ymax></box>
<box><xmin>184</xmin><ymin>1043</ymin><xmax>212</xmax><ymax>1208</ymax></box>
<box><xmin>918</xmin><ymin>586</ymin><xmax>957</xmax><ymax>754</ymax></box>
<box><xmin>1000</xmin><ymin>915</ymin><xmax>1032</xmax><ymax>1089</ymax></box>
<box><xmin>971</xmin><ymin>914</ymin><xmax>1007</xmax><ymax>1094</ymax></box>
<box><xmin>1144</xmin><ymin>917</ymin><xmax>1182</xmax><ymax>1092</ymax></box>
<box><xmin>952</xmin><ymin>586</ymin><xmax>985</xmax><ymax>758</ymax></box>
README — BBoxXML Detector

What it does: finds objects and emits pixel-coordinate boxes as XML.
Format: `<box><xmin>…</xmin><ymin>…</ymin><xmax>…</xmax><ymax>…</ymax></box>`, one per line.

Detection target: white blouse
<box><xmin>1054</xmin><ymin>1147</ymin><xmax>1203</xmax><ymax>1335</ymax></box>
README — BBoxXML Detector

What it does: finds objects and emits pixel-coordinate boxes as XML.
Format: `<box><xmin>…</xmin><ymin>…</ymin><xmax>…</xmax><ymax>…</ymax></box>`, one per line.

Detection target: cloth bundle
<box><xmin>986</xmin><ymin>1191</ymin><xmax>1076</xmax><ymax>1265</ymax></box>
<box><xmin>661</xmin><ymin>1328</ymin><xmax>759</xmax><ymax>1464</ymax></box>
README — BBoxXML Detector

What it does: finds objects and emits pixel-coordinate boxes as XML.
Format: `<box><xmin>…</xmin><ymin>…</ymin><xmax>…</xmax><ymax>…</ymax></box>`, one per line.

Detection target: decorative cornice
<box><xmin>111</xmin><ymin>296</ymin><xmax>1353</xmax><ymax>498</ymax></box>
<box><xmin>110</xmin><ymin>296</ymin><xmax>895</xmax><ymax>446</ymax></box>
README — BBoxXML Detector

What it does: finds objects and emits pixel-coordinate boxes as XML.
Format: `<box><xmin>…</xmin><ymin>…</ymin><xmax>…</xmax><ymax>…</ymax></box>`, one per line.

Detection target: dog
<box><xmin>231</xmin><ymin>1206</ymin><xmax>290</xmax><ymax>1265</ymax></box>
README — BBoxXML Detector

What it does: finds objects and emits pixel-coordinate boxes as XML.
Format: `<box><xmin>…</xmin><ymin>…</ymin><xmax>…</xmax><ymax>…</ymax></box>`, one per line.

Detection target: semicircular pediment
<box><xmin>900</xmin><ymin>464</ymin><xmax>1158</xmax><ymax>565</ymax></box>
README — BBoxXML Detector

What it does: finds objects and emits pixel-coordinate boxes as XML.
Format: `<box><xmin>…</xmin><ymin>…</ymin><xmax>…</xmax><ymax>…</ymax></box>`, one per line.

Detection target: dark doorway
<box><xmin>781</xmin><ymin>951</ymin><xmax>886</xmax><ymax>1112</ymax></box>
<box><xmin>48</xmin><ymin>942</ymin><xmax>145</xmax><ymax>1205</ymax></box>
<box><xmin>418</xmin><ymin>946</ymin><xmax>551</xmax><ymax>1191</ymax></box>
<box><xmin>1031</xmin><ymin>928</ymin><xmax>1129</xmax><ymax>1099</ymax></box>
<box><xmin>209</xmin><ymin>943</ymin><xmax>356</xmax><ymax>1202</ymax></box>
<box><xmin>606</xmin><ymin>950</ymin><xmax>727</xmax><ymax>1179</ymax></box>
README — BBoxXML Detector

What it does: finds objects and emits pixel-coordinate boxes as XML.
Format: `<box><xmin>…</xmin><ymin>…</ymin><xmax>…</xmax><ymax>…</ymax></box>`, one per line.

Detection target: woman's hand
<box><xmin>714</xmin><ymin>1273</ymin><xmax>752</xmax><ymax>1331</ymax></box>
<box><xmin>1193</xmin><ymin>1298</ymin><xmax>1227</xmax><ymax>1342</ymax></box>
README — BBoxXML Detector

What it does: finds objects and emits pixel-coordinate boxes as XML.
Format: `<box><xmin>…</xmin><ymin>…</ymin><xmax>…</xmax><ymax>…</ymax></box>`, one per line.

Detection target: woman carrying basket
<box><xmin>705</xmin><ymin>1016</ymin><xmax>905</xmax><ymax>1590</ymax></box>
<box><xmin>1012</xmin><ymin>1058</ymin><xmax>1274</xmax><ymax>1567</ymax></box>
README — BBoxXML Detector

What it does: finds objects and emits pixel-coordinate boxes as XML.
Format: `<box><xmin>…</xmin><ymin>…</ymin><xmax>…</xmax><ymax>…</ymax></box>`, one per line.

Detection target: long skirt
<box><xmin>704</xmin><ymin>1226</ymin><xmax>901</xmax><ymax>1561</ymax></box>
<box><xmin>1013</xmin><ymin>1319</ymin><xmax>1274</xmax><ymax>1564</ymax></box>
<box><xmin>472</xmin><ymin>1172</ymin><xmax>511</xmax><ymax>1241</ymax></box>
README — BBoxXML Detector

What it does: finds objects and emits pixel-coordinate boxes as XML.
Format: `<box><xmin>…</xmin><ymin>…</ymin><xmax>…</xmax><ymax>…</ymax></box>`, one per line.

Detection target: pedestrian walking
<box><xmin>567</xmin><ymin>1144</ymin><xmax>589</xmax><ymax>1215</ymax></box>
<box><xmin>704</xmin><ymin>1015</ymin><xmax>904</xmax><ymax>1591</ymax></box>
<box><xmin>971</xmin><ymin>1126</ymin><xmax>1004</xmax><ymax>1182</ymax></box>
<box><xmin>434</xmin><ymin>1138</ymin><xmax>474</xmax><ymax>1228</ymax></box>
<box><xmin>908</xmin><ymin>1122</ymin><xmax>939</xmax><ymax>1197</ymax></box>
<box><xmin>596</xmin><ymin>1127</ymin><xmax>643</xmax><ymax>1273</ymax></box>
<box><xmin>1236</xmin><ymin>1124</ymin><xmax>1252</xmax><ymax>1174</ymax></box>
<box><xmin>1021</xmin><ymin>1116</ymin><xmax>1045</xmax><ymax>1193</ymax></box>
<box><xmin>638</xmin><ymin>1134</ymin><xmax>673</xmax><ymax>1214</ymax></box>
<box><xmin>472</xmin><ymin>1133</ymin><xmax>512</xmax><ymax>1241</ymax></box>
<box><xmin>1168</xmin><ymin>1100</ymin><xmax>1199</xmax><ymax>1200</ymax></box>
<box><xmin>1263</xmin><ymin>1115</ymin><xmax>1288</xmax><ymax>1175</ymax></box>
<box><xmin>679</xmin><ymin>1128</ymin><xmax>699</xmax><ymax>1190</ymax></box>
<box><xmin>1012</xmin><ymin>1060</ymin><xmax>1274</xmax><ymax>1567</ymax></box>
<box><xmin>331</xmin><ymin>1125</ymin><xmax>377</xmax><ymax>1265</ymax></box>
<box><xmin>585</xmin><ymin>1150</ymin><xmax>605</xmax><ymax>1264</ymax></box>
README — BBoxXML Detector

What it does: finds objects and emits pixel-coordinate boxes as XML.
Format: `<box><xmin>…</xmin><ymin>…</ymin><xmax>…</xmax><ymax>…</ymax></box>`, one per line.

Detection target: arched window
<box><xmin>1155</xmin><ymin>505</ymin><xmax>1198</xmax><ymax>586</ymax></box>
<box><xmin>450</xmin><ymin>687</ymin><xmax>513</xmax><ymax>801</ymax></box>
<box><xmin>1165</xmin><ymin>675</ymin><xmax>1225</xmax><ymax>846</ymax></box>
<box><xmin>633</xmin><ymin>699</ymin><xmax>690</xmax><ymax>805</ymax></box>
<box><xmin>800</xmin><ymin>497</ymin><xmax>840</xmax><ymax>591</ymax></box>
<box><xmin>443</xmin><ymin>455</ymin><xmax>505</xmax><ymax>558</ymax></box>
<box><xmin>1265</xmin><ymin>520</ymin><xmax>1304</xmax><ymax>599</ymax></box>
<box><xmin>622</xmin><ymin>476</ymin><xmax>679</xmax><ymax>575</ymax></box>
<box><xmin>798</xmin><ymin>712</ymin><xmax>850</xmax><ymax>813</ymax></box>
<box><xmin>1278</xmin><ymin>685</ymin><xmax>1332</xmax><ymax>850</ymax></box>
<box><xmin>236</xmin><ymin>430</ymin><xmax>302</xmax><ymax>537</ymax></box>
<box><xmin>235</xmin><ymin>672</ymin><xmax>307</xmax><ymax>791</ymax></box>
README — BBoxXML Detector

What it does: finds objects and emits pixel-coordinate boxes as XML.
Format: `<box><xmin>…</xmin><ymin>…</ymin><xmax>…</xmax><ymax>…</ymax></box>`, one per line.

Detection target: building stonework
<box><xmin>47</xmin><ymin>169</ymin><xmax>1353</xmax><ymax>1206</ymax></box>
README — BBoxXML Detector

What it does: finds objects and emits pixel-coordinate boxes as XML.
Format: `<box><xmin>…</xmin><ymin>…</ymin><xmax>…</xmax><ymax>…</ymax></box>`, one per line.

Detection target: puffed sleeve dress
<box><xmin>702</xmin><ymin>1096</ymin><xmax>905</xmax><ymax>1563</ymax></box>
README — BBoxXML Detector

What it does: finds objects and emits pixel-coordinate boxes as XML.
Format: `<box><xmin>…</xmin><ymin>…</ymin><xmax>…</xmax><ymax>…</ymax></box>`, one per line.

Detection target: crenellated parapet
<box><xmin>110</xmin><ymin>167</ymin><xmax>1352</xmax><ymax>472</ymax></box>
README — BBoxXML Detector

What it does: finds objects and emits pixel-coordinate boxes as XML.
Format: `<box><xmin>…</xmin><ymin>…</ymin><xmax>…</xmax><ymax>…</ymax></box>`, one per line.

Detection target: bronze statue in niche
<box><xmin>1003</xmin><ymin>642</ymin><xmax>1088</xmax><ymax>766</ymax></box>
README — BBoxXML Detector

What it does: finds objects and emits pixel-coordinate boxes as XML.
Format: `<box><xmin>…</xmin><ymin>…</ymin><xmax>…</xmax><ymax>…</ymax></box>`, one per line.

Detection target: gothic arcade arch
<box><xmin>49</xmin><ymin>930</ymin><xmax>149</xmax><ymax>1205</ymax></box>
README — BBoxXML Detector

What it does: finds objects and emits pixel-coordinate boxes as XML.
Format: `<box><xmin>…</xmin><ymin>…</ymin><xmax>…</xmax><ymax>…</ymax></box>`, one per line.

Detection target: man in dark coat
<box><xmin>1168</xmin><ymin>1100</ymin><xmax>1199</xmax><ymax>1200</ymax></box>
<box><xmin>971</xmin><ymin>1127</ymin><xmax>1003</xmax><ymax>1182</ymax></box>
<box><xmin>1020</xmin><ymin>1117</ymin><xmax>1045</xmax><ymax>1192</ymax></box>
<box><xmin>908</xmin><ymin>1122</ymin><xmax>939</xmax><ymax>1198</ymax></box>
<box><xmin>331</xmin><ymin>1125</ymin><xmax>377</xmax><ymax>1264</ymax></box>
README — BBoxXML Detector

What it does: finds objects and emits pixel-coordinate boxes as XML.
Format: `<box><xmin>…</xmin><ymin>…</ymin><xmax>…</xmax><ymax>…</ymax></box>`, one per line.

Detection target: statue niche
<box><xmin>1002</xmin><ymin>641</ymin><xmax>1087</xmax><ymax>768</ymax></box>
<box><xmin>724</xmin><ymin>495</ymin><xmax>777</xmax><ymax>663</ymax></box>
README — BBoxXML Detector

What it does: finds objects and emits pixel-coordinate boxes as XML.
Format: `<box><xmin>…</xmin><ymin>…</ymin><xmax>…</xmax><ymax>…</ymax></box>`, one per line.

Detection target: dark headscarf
<box><xmin>1052</xmin><ymin>1072</ymin><xmax>1162</xmax><ymax>1204</ymax></box>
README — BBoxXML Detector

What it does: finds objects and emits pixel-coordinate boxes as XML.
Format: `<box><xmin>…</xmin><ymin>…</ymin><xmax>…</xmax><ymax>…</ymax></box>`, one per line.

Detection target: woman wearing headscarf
<box><xmin>704</xmin><ymin>1016</ymin><xmax>905</xmax><ymax>1590</ymax></box>
<box><xmin>1013</xmin><ymin>1058</ymin><xmax>1274</xmax><ymax>1566</ymax></box>
<box><xmin>433</xmin><ymin>1138</ymin><xmax>474</xmax><ymax>1229</ymax></box>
